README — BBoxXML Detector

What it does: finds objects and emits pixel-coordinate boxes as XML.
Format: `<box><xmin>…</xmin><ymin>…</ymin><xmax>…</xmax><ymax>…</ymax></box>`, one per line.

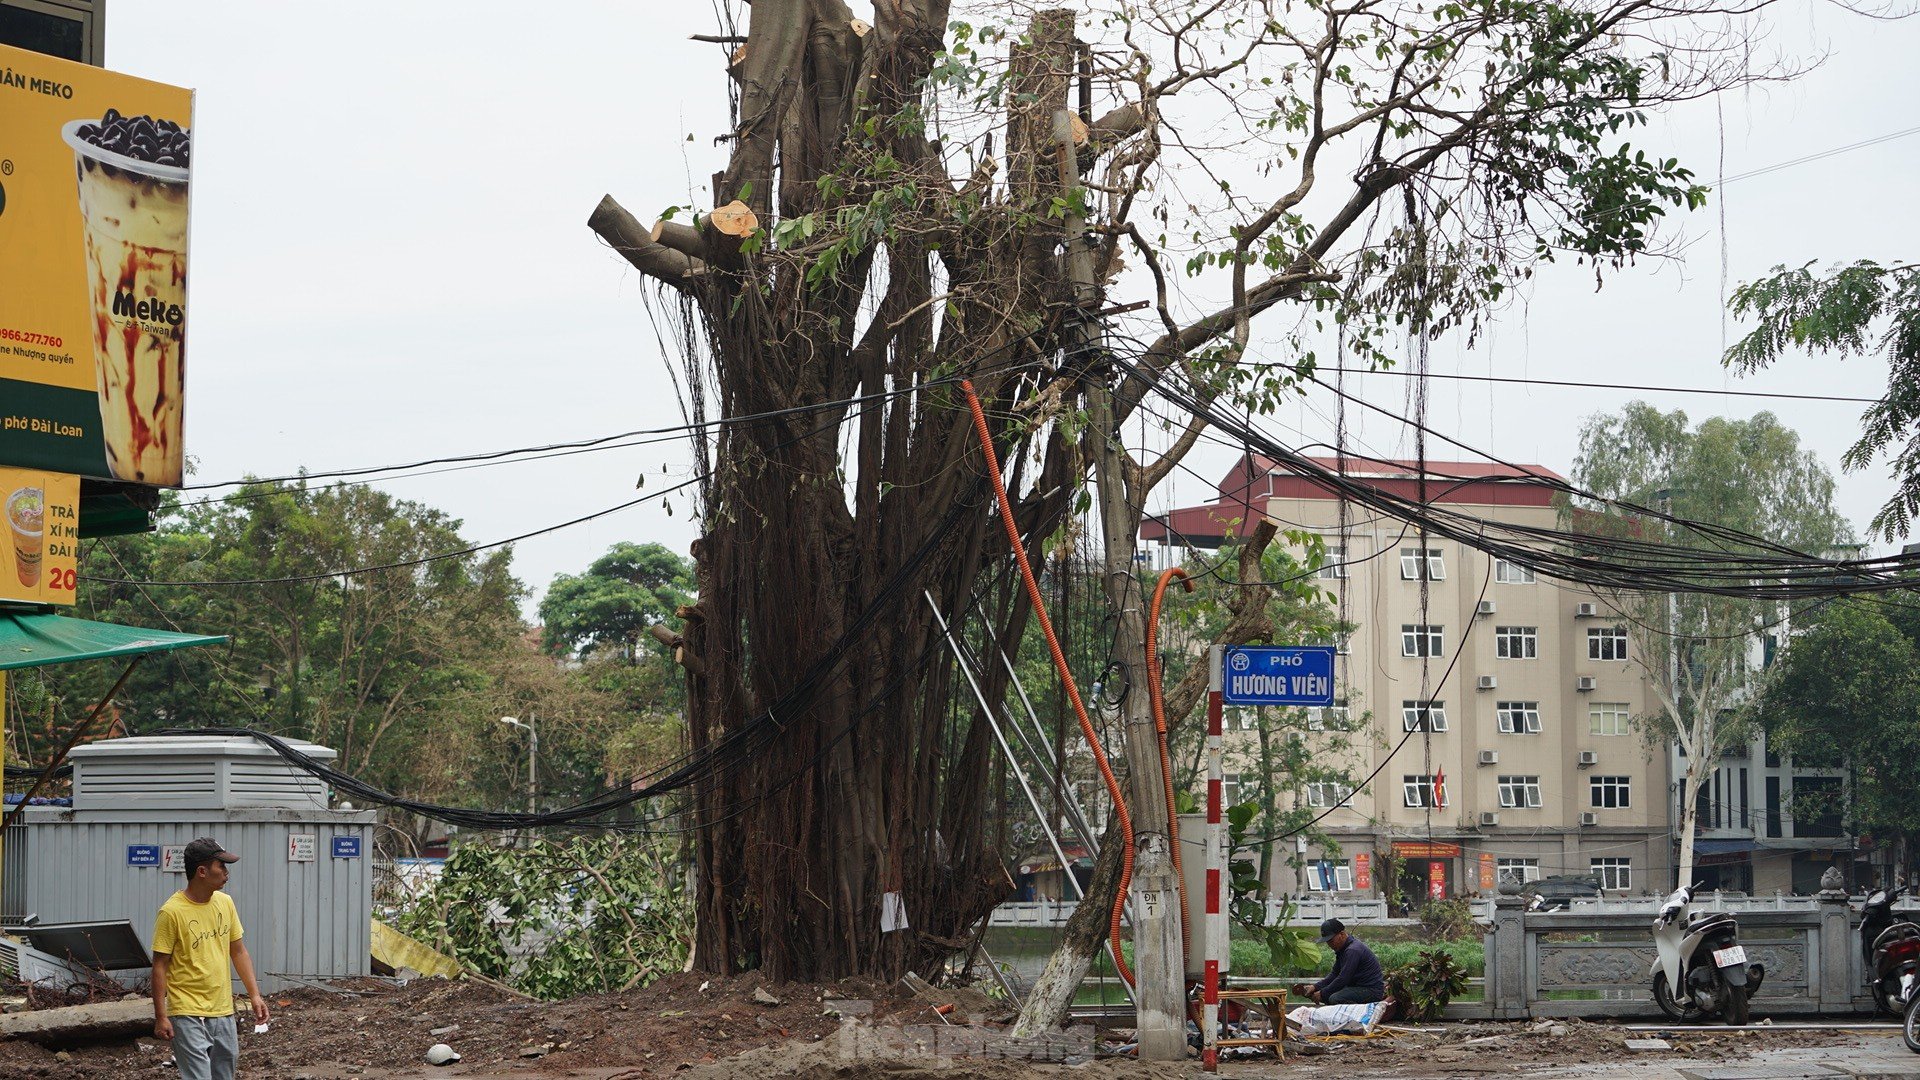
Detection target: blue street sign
<box><xmin>331</xmin><ymin>836</ymin><xmax>362</xmax><ymax>859</ymax></box>
<box><xmin>1220</xmin><ymin>645</ymin><xmax>1337</xmax><ymax>707</ymax></box>
<box><xmin>126</xmin><ymin>844</ymin><xmax>160</xmax><ymax>867</ymax></box>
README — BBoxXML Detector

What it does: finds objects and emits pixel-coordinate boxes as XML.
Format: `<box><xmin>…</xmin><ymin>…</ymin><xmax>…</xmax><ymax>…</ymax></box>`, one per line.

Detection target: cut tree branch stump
<box><xmin>707</xmin><ymin>200</ymin><xmax>760</xmax><ymax>239</ymax></box>
<box><xmin>651</xmin><ymin>220</ymin><xmax>707</xmax><ymax>260</ymax></box>
<box><xmin>587</xmin><ymin>195</ymin><xmax>707</xmax><ymax>292</ymax></box>
<box><xmin>648</xmin><ymin>622</ymin><xmax>705</xmax><ymax>677</ymax></box>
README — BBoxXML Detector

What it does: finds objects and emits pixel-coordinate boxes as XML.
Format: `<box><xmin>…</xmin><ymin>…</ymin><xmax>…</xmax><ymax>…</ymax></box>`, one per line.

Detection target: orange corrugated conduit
<box><xmin>1147</xmin><ymin>566</ymin><xmax>1194</xmax><ymax>960</ymax></box>
<box><xmin>960</xmin><ymin>380</ymin><xmax>1137</xmax><ymax>986</ymax></box>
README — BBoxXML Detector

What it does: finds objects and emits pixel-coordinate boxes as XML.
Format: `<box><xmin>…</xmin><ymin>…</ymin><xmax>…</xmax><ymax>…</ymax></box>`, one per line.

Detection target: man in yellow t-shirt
<box><xmin>151</xmin><ymin>838</ymin><xmax>270</xmax><ymax>1080</ymax></box>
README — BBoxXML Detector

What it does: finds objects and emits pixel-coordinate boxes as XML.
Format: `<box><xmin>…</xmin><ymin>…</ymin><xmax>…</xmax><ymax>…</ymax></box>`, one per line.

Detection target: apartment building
<box><xmin>1143</xmin><ymin>454</ymin><xmax>1673</xmax><ymax>901</ymax></box>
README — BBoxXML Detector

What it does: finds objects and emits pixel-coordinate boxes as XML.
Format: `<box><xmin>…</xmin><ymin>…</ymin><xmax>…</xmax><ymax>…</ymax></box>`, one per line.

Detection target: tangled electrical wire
<box><xmin>1105</xmin><ymin>341</ymin><xmax>1920</xmax><ymax>600</ymax></box>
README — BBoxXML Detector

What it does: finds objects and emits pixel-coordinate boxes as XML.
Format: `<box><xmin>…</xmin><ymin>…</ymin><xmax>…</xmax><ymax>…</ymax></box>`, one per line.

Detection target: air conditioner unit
<box><xmin>1477</xmin><ymin>675</ymin><xmax>1498</xmax><ymax>691</ymax></box>
<box><xmin>1580</xmin><ymin>812</ymin><xmax>1600</xmax><ymax>826</ymax></box>
<box><xmin>1480</xmin><ymin>811</ymin><xmax>1501</xmax><ymax>827</ymax></box>
<box><xmin>1575</xmin><ymin>675</ymin><xmax>1597</xmax><ymax>691</ymax></box>
<box><xmin>1478</xmin><ymin>749</ymin><xmax>1499</xmax><ymax>766</ymax></box>
<box><xmin>1577</xmin><ymin>750</ymin><xmax>1598</xmax><ymax>767</ymax></box>
<box><xmin>1575</xmin><ymin>602</ymin><xmax>1598</xmax><ymax>618</ymax></box>
<box><xmin>1476</xmin><ymin>599</ymin><xmax>1496</xmax><ymax>616</ymax></box>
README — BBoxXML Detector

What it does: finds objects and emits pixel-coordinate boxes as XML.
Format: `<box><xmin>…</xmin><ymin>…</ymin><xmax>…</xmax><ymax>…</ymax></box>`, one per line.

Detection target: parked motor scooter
<box><xmin>1650</xmin><ymin>883</ymin><xmax>1765</xmax><ymax>1026</ymax></box>
<box><xmin>1861</xmin><ymin>884</ymin><xmax>1920</xmax><ymax>1016</ymax></box>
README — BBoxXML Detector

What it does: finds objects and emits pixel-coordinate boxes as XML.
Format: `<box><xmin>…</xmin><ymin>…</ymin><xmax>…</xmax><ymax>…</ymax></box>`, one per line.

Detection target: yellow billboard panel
<box><xmin>0</xmin><ymin>467</ymin><xmax>80</xmax><ymax>606</ymax></box>
<box><xmin>0</xmin><ymin>44</ymin><xmax>194</xmax><ymax>488</ymax></box>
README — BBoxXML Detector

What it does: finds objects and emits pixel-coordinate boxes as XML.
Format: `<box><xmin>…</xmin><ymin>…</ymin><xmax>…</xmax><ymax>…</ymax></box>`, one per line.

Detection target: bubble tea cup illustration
<box><xmin>7</xmin><ymin>487</ymin><xmax>44</xmax><ymax>590</ymax></box>
<box><xmin>62</xmin><ymin>108</ymin><xmax>192</xmax><ymax>486</ymax></box>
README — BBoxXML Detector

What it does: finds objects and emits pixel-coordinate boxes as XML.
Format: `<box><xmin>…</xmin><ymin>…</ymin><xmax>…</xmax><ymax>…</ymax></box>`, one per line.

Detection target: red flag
<box><xmin>1432</xmin><ymin>767</ymin><xmax>1447</xmax><ymax>807</ymax></box>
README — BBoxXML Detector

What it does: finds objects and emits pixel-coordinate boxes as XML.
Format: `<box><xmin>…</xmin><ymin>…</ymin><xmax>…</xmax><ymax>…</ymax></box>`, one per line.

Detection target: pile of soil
<box><xmin>0</xmin><ymin>972</ymin><xmax>942</xmax><ymax>1079</ymax></box>
<box><xmin>0</xmin><ymin>977</ymin><xmax>1886</xmax><ymax>1079</ymax></box>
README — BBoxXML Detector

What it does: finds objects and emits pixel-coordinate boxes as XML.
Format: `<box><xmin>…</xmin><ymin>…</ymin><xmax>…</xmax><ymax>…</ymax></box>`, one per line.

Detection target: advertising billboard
<box><xmin>0</xmin><ymin>43</ymin><xmax>193</xmax><ymax>488</ymax></box>
<box><xmin>0</xmin><ymin>466</ymin><xmax>79</xmax><ymax>606</ymax></box>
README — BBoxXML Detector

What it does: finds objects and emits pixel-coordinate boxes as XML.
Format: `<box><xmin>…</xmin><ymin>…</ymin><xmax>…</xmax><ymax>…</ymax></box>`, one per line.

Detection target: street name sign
<box><xmin>1219</xmin><ymin>645</ymin><xmax>1336</xmax><ymax>707</ymax></box>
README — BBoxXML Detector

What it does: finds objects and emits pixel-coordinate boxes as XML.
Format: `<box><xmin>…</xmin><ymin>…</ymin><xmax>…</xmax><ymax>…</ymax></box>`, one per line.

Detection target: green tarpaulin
<box><xmin>0</xmin><ymin>609</ymin><xmax>224</xmax><ymax>670</ymax></box>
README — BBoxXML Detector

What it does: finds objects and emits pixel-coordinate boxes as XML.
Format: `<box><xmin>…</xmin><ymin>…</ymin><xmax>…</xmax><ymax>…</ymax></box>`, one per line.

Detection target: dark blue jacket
<box><xmin>1314</xmin><ymin>935</ymin><xmax>1385</xmax><ymax>996</ymax></box>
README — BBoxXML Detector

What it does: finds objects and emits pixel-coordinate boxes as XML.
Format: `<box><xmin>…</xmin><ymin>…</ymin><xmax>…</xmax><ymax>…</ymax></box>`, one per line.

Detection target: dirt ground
<box><xmin>0</xmin><ymin>976</ymin><xmax>1891</xmax><ymax>1080</ymax></box>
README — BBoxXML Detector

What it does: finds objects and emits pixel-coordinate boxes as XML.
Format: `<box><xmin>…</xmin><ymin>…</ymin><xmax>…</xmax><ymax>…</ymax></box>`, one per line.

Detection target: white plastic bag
<box><xmin>1286</xmin><ymin>1000</ymin><xmax>1386</xmax><ymax>1035</ymax></box>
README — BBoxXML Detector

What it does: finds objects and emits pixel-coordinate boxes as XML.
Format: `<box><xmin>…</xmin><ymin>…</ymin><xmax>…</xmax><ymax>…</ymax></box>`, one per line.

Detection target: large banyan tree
<box><xmin>589</xmin><ymin>0</ymin><xmax>1794</xmax><ymax>1014</ymax></box>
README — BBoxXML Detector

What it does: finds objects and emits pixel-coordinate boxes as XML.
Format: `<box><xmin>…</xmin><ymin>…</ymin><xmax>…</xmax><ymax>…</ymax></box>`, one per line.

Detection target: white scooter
<box><xmin>1651</xmin><ymin>883</ymin><xmax>1764</xmax><ymax>1026</ymax></box>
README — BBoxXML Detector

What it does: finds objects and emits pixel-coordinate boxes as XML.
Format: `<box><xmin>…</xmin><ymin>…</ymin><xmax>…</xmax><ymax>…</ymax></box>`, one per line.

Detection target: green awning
<box><xmin>0</xmin><ymin>610</ymin><xmax>225</xmax><ymax>670</ymax></box>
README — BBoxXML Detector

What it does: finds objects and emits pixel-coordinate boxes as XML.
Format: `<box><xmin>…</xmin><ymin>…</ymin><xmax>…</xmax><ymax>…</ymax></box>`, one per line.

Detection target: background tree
<box><xmin>1727</xmin><ymin>260</ymin><xmax>1920</xmax><ymax>538</ymax></box>
<box><xmin>9</xmin><ymin>483</ymin><xmax>668</xmax><ymax>844</ymax></box>
<box><xmin>1570</xmin><ymin>403</ymin><xmax>1848</xmax><ymax>886</ymax></box>
<box><xmin>586</xmin><ymin>0</ymin><xmax>1801</xmax><ymax>1037</ymax></box>
<box><xmin>1750</xmin><ymin>599</ymin><xmax>1920</xmax><ymax>882</ymax></box>
<box><xmin>539</xmin><ymin>542</ymin><xmax>696</xmax><ymax>662</ymax></box>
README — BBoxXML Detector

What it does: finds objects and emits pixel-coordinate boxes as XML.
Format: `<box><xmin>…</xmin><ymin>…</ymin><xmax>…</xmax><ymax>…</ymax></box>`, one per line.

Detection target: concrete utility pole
<box><xmin>1055</xmin><ymin>106</ymin><xmax>1187</xmax><ymax>1062</ymax></box>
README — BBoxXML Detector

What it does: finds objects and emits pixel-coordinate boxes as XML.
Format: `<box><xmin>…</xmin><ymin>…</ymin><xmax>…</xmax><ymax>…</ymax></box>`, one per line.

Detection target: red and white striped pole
<box><xmin>1202</xmin><ymin>645</ymin><xmax>1226</xmax><ymax>1072</ymax></box>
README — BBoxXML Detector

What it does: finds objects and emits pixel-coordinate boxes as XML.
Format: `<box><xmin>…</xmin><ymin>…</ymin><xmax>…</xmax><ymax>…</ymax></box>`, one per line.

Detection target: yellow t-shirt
<box><xmin>152</xmin><ymin>890</ymin><xmax>243</xmax><ymax>1017</ymax></box>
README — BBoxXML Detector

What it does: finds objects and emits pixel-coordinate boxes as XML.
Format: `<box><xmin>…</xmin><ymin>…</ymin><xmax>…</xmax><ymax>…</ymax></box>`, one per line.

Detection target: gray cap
<box><xmin>1317</xmin><ymin>918</ymin><xmax>1345</xmax><ymax>943</ymax></box>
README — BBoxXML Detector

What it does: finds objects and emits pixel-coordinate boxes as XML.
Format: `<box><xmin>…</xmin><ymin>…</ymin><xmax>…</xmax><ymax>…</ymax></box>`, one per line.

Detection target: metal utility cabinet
<box><xmin>10</xmin><ymin>735</ymin><xmax>374</xmax><ymax>993</ymax></box>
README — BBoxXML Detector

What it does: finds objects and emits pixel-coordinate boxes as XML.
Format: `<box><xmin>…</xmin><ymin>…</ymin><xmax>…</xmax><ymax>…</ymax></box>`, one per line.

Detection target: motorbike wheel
<box><xmin>1722</xmin><ymin>983</ymin><xmax>1751</xmax><ymax>1026</ymax></box>
<box><xmin>1654</xmin><ymin>972</ymin><xmax>1702</xmax><ymax>1023</ymax></box>
<box><xmin>1905</xmin><ymin>990</ymin><xmax>1920</xmax><ymax>1054</ymax></box>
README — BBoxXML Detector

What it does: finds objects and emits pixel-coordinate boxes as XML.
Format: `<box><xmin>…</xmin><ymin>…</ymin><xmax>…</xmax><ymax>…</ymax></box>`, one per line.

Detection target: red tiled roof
<box><xmin>1142</xmin><ymin>453</ymin><xmax>1566</xmax><ymax>545</ymax></box>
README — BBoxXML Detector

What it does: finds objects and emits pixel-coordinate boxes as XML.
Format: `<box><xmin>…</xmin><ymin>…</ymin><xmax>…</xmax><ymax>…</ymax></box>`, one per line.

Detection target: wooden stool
<box><xmin>1212</xmin><ymin>987</ymin><xmax>1288</xmax><ymax>1059</ymax></box>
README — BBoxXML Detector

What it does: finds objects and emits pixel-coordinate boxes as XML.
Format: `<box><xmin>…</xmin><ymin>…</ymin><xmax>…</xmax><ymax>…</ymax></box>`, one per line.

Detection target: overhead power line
<box><xmin>1314</xmin><ymin>366</ymin><xmax>1878</xmax><ymax>405</ymax></box>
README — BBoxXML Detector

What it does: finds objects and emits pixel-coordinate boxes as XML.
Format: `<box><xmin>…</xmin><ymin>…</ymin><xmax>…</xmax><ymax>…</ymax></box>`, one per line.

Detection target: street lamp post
<box><xmin>500</xmin><ymin>715</ymin><xmax>537</xmax><ymax>844</ymax></box>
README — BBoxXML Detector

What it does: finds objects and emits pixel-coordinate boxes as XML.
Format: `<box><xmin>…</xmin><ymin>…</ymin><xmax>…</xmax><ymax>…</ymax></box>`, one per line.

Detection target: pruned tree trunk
<box><xmin>589</xmin><ymin>2</ymin><xmax>1104</xmax><ymax>982</ymax></box>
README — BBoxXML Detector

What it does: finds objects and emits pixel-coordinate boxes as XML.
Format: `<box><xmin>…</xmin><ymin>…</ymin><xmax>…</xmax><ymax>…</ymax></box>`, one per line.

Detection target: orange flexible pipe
<box><xmin>1147</xmin><ymin>566</ymin><xmax>1194</xmax><ymax>960</ymax></box>
<box><xmin>960</xmin><ymin>380</ymin><xmax>1138</xmax><ymax>986</ymax></box>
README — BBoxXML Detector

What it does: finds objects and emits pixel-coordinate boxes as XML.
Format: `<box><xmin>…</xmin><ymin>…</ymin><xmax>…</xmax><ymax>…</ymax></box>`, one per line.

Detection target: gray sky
<box><xmin>107</xmin><ymin>2</ymin><xmax>1918</xmax><ymax>613</ymax></box>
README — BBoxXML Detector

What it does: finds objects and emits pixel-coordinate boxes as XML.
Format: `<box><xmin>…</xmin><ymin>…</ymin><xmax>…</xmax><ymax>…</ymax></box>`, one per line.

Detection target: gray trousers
<box><xmin>1326</xmin><ymin>985</ymin><xmax>1386</xmax><ymax>1005</ymax></box>
<box><xmin>171</xmin><ymin>1014</ymin><xmax>238</xmax><ymax>1080</ymax></box>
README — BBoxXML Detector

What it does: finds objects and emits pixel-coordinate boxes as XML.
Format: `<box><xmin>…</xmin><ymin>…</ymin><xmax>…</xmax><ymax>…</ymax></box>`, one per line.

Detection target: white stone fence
<box><xmin>990</xmin><ymin>892</ymin><xmax>1920</xmax><ymax>929</ymax></box>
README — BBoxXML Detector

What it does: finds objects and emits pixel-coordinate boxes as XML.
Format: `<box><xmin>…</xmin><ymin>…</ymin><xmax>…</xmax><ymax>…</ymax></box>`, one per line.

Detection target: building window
<box><xmin>1225</xmin><ymin>708</ymin><xmax>1259</xmax><ymax>732</ymax></box>
<box><xmin>1495</xmin><ymin>626</ymin><xmax>1539</xmax><ymax>659</ymax></box>
<box><xmin>1305</xmin><ymin>782</ymin><xmax>1354</xmax><ymax>808</ymax></box>
<box><xmin>1588</xmin><ymin>702</ymin><xmax>1631</xmax><ymax>737</ymax></box>
<box><xmin>1497</xmin><ymin>858</ymin><xmax>1542</xmax><ymax>886</ymax></box>
<box><xmin>1305</xmin><ymin>704</ymin><xmax>1351</xmax><ymax>731</ymax></box>
<box><xmin>1592</xmin><ymin>857</ymin><xmax>1632</xmax><ymax>891</ymax></box>
<box><xmin>1318</xmin><ymin>545</ymin><xmax>1348</xmax><ymax>579</ymax></box>
<box><xmin>1222</xmin><ymin>772</ymin><xmax>1241</xmax><ymax>807</ymax></box>
<box><xmin>1589</xmin><ymin>775</ymin><xmax>1632</xmax><ymax>809</ymax></box>
<box><xmin>1497</xmin><ymin>775</ymin><xmax>1543</xmax><ymax>809</ymax></box>
<box><xmin>1403</xmin><ymin>774</ymin><xmax>1447</xmax><ymax>808</ymax></box>
<box><xmin>1494</xmin><ymin>559</ymin><xmax>1536</xmax><ymax>584</ymax></box>
<box><xmin>1497</xmin><ymin>701</ymin><xmax>1542</xmax><ymax>734</ymax></box>
<box><xmin>1588</xmin><ymin>626</ymin><xmax>1629</xmax><ymax>662</ymax></box>
<box><xmin>1400</xmin><ymin>547</ymin><xmax>1445</xmax><ymax>581</ymax></box>
<box><xmin>1402</xmin><ymin>700</ymin><xmax>1448</xmax><ymax>732</ymax></box>
<box><xmin>1401</xmin><ymin>624</ymin><xmax>1444</xmax><ymax>657</ymax></box>
<box><xmin>1309</xmin><ymin>861</ymin><xmax>1354</xmax><ymax>891</ymax></box>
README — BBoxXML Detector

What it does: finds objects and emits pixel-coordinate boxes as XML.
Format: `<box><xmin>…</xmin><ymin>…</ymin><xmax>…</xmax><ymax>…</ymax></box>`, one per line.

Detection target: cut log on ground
<box><xmin>0</xmin><ymin>998</ymin><xmax>153</xmax><ymax>1045</ymax></box>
